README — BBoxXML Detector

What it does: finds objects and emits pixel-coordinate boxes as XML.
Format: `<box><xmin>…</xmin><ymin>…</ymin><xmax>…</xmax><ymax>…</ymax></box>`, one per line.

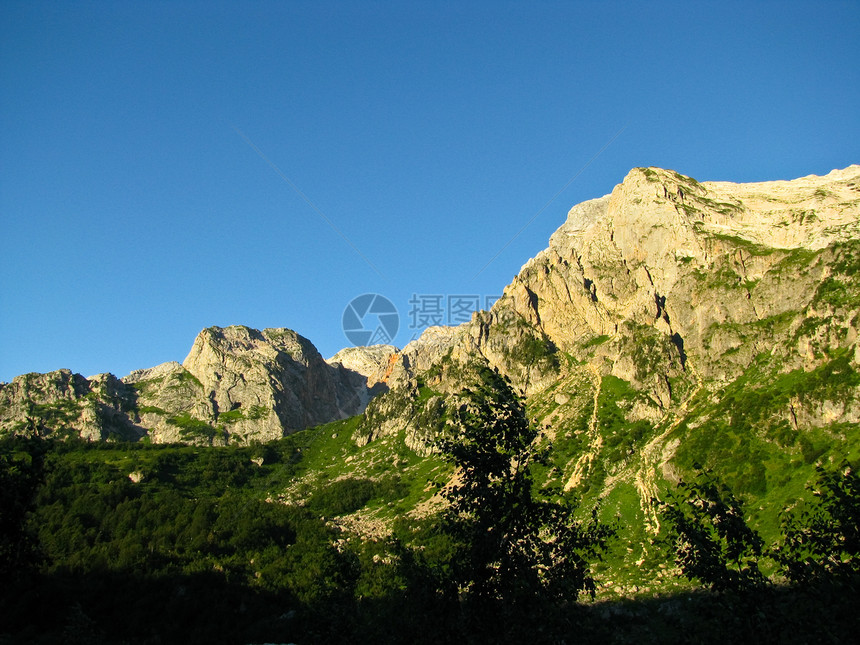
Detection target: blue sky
<box><xmin>1</xmin><ymin>1</ymin><xmax>858</xmax><ymax>382</ymax></box>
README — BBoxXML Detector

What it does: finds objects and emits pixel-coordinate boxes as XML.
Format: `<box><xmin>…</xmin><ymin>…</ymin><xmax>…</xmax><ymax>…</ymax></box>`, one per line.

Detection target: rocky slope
<box><xmin>349</xmin><ymin>165</ymin><xmax>860</xmax><ymax>579</ymax></box>
<box><xmin>0</xmin><ymin>326</ymin><xmax>392</xmax><ymax>444</ymax></box>
<box><xmin>2</xmin><ymin>165</ymin><xmax>859</xmax><ymax>481</ymax></box>
<box><xmin>0</xmin><ymin>369</ymin><xmax>141</xmax><ymax>441</ymax></box>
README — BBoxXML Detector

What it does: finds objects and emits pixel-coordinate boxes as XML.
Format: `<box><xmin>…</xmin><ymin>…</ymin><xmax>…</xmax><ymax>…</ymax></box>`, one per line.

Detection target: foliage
<box><xmin>246</xmin><ymin>404</ymin><xmax>269</xmax><ymax>420</ymax></box>
<box><xmin>137</xmin><ymin>405</ymin><xmax>167</xmax><ymax>415</ymax></box>
<box><xmin>435</xmin><ymin>367</ymin><xmax>613</xmax><ymax>607</ymax></box>
<box><xmin>510</xmin><ymin>331</ymin><xmax>560</xmax><ymax>369</ymax></box>
<box><xmin>29</xmin><ymin>399</ymin><xmax>80</xmax><ymax>427</ymax></box>
<box><xmin>658</xmin><ymin>470</ymin><xmax>767</xmax><ymax>593</ymax></box>
<box><xmin>495</xmin><ymin>311</ymin><xmax>560</xmax><ymax>371</ymax></box>
<box><xmin>0</xmin><ymin>437</ymin><xmax>48</xmax><ymax>580</ymax></box>
<box><xmin>172</xmin><ymin>369</ymin><xmax>203</xmax><ymax>388</ymax></box>
<box><xmin>674</xmin><ymin>349</ymin><xmax>860</xmax><ymax>499</ymax></box>
<box><xmin>580</xmin><ymin>334</ymin><xmax>611</xmax><ymax>349</ymax></box>
<box><xmin>0</xmin><ymin>436</ymin><xmax>364</xmax><ymax>642</ymax></box>
<box><xmin>2</xmin><ymin>417</ymin><xmax>860</xmax><ymax>642</ymax></box>
<box><xmin>167</xmin><ymin>412</ymin><xmax>218</xmax><ymax>442</ymax></box>
<box><xmin>774</xmin><ymin>461</ymin><xmax>860</xmax><ymax>585</ymax></box>
<box><xmin>217</xmin><ymin>408</ymin><xmax>245</xmax><ymax>423</ymax></box>
<box><xmin>308</xmin><ymin>477</ymin><xmax>378</xmax><ymax>516</ymax></box>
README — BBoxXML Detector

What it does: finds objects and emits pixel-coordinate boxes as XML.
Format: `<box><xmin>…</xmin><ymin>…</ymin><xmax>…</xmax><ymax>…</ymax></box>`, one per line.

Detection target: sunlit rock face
<box><xmin>3</xmin><ymin>165</ymin><xmax>859</xmax><ymax>447</ymax></box>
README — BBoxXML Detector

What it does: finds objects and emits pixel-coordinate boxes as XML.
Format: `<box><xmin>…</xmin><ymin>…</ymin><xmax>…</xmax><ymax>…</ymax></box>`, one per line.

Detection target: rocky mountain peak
<box><xmin>3</xmin><ymin>164</ymin><xmax>858</xmax><ymax>450</ymax></box>
<box><xmin>367</xmin><ymin>164</ymin><xmax>860</xmax><ymax>453</ymax></box>
<box><xmin>326</xmin><ymin>345</ymin><xmax>398</xmax><ymax>388</ymax></box>
<box><xmin>0</xmin><ymin>325</ymin><xmax>388</xmax><ymax>444</ymax></box>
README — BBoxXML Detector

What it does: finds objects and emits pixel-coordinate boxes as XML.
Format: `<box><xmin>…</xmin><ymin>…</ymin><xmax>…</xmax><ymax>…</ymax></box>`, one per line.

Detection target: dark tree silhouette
<box><xmin>658</xmin><ymin>469</ymin><xmax>766</xmax><ymax>592</ymax></box>
<box><xmin>0</xmin><ymin>437</ymin><xmax>48</xmax><ymax>580</ymax></box>
<box><xmin>436</xmin><ymin>366</ymin><xmax>613</xmax><ymax>608</ymax></box>
<box><xmin>774</xmin><ymin>460</ymin><xmax>860</xmax><ymax>585</ymax></box>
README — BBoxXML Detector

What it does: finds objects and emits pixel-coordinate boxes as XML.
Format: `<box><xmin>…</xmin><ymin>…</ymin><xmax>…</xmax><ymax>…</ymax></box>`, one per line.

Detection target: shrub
<box><xmin>659</xmin><ymin>470</ymin><xmax>767</xmax><ymax>592</ymax></box>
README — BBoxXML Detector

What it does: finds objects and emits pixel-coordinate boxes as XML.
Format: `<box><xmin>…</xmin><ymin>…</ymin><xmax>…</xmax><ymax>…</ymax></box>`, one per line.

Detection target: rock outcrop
<box><xmin>177</xmin><ymin>326</ymin><xmax>374</xmax><ymax>442</ymax></box>
<box><xmin>3</xmin><ymin>165</ymin><xmax>858</xmax><ymax>452</ymax></box>
<box><xmin>0</xmin><ymin>369</ymin><xmax>141</xmax><ymax>441</ymax></box>
<box><xmin>363</xmin><ymin>165</ymin><xmax>860</xmax><ymax>450</ymax></box>
<box><xmin>326</xmin><ymin>344</ymin><xmax>398</xmax><ymax>393</ymax></box>
<box><xmin>0</xmin><ymin>327</ymin><xmax>392</xmax><ymax>443</ymax></box>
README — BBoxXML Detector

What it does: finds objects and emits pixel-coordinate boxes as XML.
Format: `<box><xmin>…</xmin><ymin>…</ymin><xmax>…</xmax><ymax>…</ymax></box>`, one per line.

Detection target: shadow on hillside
<box><xmin>2</xmin><ymin>570</ymin><xmax>858</xmax><ymax>645</ymax></box>
<box><xmin>575</xmin><ymin>582</ymin><xmax>860</xmax><ymax>645</ymax></box>
<box><xmin>1</xmin><ymin>570</ymin><xmax>305</xmax><ymax>645</ymax></box>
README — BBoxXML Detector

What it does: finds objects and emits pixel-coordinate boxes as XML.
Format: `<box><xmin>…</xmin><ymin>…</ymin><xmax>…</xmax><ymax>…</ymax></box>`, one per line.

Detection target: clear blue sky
<box><xmin>1</xmin><ymin>1</ymin><xmax>858</xmax><ymax>382</ymax></box>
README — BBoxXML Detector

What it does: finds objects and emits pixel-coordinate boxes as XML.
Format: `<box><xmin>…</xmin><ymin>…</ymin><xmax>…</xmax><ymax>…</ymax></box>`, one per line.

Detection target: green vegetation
<box><xmin>659</xmin><ymin>470</ymin><xmax>766</xmax><ymax>593</ymax></box>
<box><xmin>580</xmin><ymin>334</ymin><xmax>611</xmax><ymax>349</ymax></box>
<box><xmin>659</xmin><ymin>465</ymin><xmax>860</xmax><ymax>597</ymax></box>
<box><xmin>707</xmin><ymin>231</ymin><xmax>776</xmax><ymax>257</ymax></box>
<box><xmin>137</xmin><ymin>405</ymin><xmax>167</xmax><ymax>415</ymax></box>
<box><xmin>491</xmin><ymin>310</ymin><xmax>561</xmax><ymax>372</ymax></box>
<box><xmin>591</xmin><ymin>375</ymin><xmax>653</xmax><ymax>465</ymax></box>
<box><xmin>246</xmin><ymin>404</ymin><xmax>269</xmax><ymax>420</ymax></box>
<box><xmin>130</xmin><ymin>376</ymin><xmax>163</xmax><ymax>396</ymax></box>
<box><xmin>510</xmin><ymin>330</ymin><xmax>560</xmax><ymax>368</ymax></box>
<box><xmin>695</xmin><ymin>195</ymin><xmax>743</xmax><ymax>217</ymax></box>
<box><xmin>166</xmin><ymin>412</ymin><xmax>219</xmax><ymax>443</ymax></box>
<box><xmin>669</xmin><ymin>348</ymin><xmax>860</xmax><ymax>551</ymax></box>
<box><xmin>620</xmin><ymin>322</ymin><xmax>681</xmax><ymax>381</ymax></box>
<box><xmin>172</xmin><ymin>369</ymin><xmax>203</xmax><ymax>388</ymax></box>
<box><xmin>307</xmin><ymin>477</ymin><xmax>409</xmax><ymax>517</ymax></box>
<box><xmin>216</xmin><ymin>408</ymin><xmax>245</xmax><ymax>423</ymax></box>
<box><xmin>435</xmin><ymin>367</ymin><xmax>613</xmax><ymax>610</ymax></box>
<box><xmin>774</xmin><ymin>462</ymin><xmax>860</xmax><ymax>584</ymax></box>
<box><xmin>639</xmin><ymin>167</ymin><xmax>660</xmax><ymax>182</ymax></box>
<box><xmin>2</xmin><ymin>384</ymin><xmax>859</xmax><ymax>643</ymax></box>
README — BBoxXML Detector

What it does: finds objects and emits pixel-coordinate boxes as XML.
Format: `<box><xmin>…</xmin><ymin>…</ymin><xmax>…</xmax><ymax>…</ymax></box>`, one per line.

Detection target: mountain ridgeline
<box><xmin>5</xmin><ymin>166</ymin><xmax>859</xmax><ymax>444</ymax></box>
<box><xmin>3</xmin><ymin>165</ymin><xmax>860</xmax><ymax>578</ymax></box>
<box><xmin>0</xmin><ymin>327</ymin><xmax>395</xmax><ymax>444</ymax></box>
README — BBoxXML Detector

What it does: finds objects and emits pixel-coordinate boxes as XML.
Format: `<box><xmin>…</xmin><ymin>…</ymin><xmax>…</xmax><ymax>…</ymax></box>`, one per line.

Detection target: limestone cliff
<box><xmin>384</xmin><ymin>165</ymin><xmax>859</xmax><ymax>389</ymax></box>
<box><xmin>0</xmin><ymin>327</ymin><xmax>389</xmax><ymax>443</ymax></box>
<box><xmin>326</xmin><ymin>345</ymin><xmax>398</xmax><ymax>393</ymax></box>
<box><xmin>3</xmin><ymin>164</ymin><xmax>858</xmax><ymax>459</ymax></box>
<box><xmin>0</xmin><ymin>369</ymin><xmax>141</xmax><ymax>441</ymax></box>
<box><xmin>361</xmin><ymin>165</ymin><xmax>860</xmax><ymax>487</ymax></box>
<box><xmin>176</xmin><ymin>326</ymin><xmax>374</xmax><ymax>442</ymax></box>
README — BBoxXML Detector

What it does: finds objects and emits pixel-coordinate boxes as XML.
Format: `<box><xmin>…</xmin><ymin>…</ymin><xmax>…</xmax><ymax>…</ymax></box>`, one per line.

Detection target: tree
<box><xmin>774</xmin><ymin>460</ymin><xmax>860</xmax><ymax>585</ymax></box>
<box><xmin>658</xmin><ymin>470</ymin><xmax>766</xmax><ymax>592</ymax></box>
<box><xmin>436</xmin><ymin>366</ymin><xmax>612</xmax><ymax>607</ymax></box>
<box><xmin>0</xmin><ymin>437</ymin><xmax>48</xmax><ymax>580</ymax></box>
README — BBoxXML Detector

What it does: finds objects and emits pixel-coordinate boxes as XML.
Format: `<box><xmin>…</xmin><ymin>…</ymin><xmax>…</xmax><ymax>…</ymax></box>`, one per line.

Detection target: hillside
<box><xmin>2</xmin><ymin>164</ymin><xmax>860</xmax><ymax>602</ymax></box>
<box><xmin>332</xmin><ymin>164</ymin><xmax>860</xmax><ymax>592</ymax></box>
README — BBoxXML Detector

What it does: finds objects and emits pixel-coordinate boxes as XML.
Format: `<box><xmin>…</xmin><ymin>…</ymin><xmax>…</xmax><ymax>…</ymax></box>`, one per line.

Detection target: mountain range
<box><xmin>3</xmin><ymin>163</ymin><xmax>859</xmax><ymax>591</ymax></box>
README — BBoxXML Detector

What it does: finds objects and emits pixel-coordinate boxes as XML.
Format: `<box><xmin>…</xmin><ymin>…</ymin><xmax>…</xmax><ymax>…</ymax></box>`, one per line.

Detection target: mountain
<box><xmin>0</xmin><ymin>326</ymin><xmax>396</xmax><ymax>444</ymax></box>
<box><xmin>362</xmin><ymin>165</ymin><xmax>860</xmax><ymax>445</ymax></box>
<box><xmin>2</xmin><ymin>163</ymin><xmax>860</xmax><ymax>604</ymax></box>
<box><xmin>3</xmin><ymin>164</ymin><xmax>859</xmax><ymax>448</ymax></box>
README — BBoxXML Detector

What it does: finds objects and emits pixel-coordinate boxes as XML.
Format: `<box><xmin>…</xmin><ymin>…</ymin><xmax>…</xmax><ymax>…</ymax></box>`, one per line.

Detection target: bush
<box><xmin>774</xmin><ymin>461</ymin><xmax>860</xmax><ymax>585</ymax></box>
<box><xmin>659</xmin><ymin>470</ymin><xmax>767</xmax><ymax>592</ymax></box>
<box><xmin>308</xmin><ymin>478</ymin><xmax>378</xmax><ymax>516</ymax></box>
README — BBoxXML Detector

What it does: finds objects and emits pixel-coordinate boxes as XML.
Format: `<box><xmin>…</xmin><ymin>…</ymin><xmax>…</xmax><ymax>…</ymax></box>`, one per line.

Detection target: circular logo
<box><xmin>342</xmin><ymin>293</ymin><xmax>399</xmax><ymax>346</ymax></box>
